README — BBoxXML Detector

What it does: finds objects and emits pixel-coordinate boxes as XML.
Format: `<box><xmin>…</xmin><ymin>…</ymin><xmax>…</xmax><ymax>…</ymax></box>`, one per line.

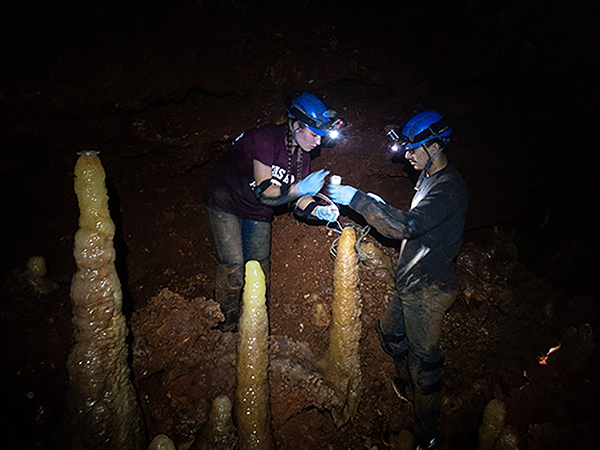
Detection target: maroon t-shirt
<box><xmin>205</xmin><ymin>124</ymin><xmax>311</xmax><ymax>222</ymax></box>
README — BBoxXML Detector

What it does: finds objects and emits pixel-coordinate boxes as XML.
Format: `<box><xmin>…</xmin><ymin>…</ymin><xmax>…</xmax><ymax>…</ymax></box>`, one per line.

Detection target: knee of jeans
<box><xmin>413</xmin><ymin>354</ymin><xmax>443</xmax><ymax>395</ymax></box>
<box><xmin>377</xmin><ymin>321</ymin><xmax>408</xmax><ymax>357</ymax></box>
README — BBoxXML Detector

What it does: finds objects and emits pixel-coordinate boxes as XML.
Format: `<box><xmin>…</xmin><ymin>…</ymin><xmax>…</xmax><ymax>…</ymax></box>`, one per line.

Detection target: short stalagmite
<box><xmin>148</xmin><ymin>434</ymin><xmax>176</xmax><ymax>450</ymax></box>
<box><xmin>67</xmin><ymin>152</ymin><xmax>145</xmax><ymax>450</ymax></box>
<box><xmin>192</xmin><ymin>395</ymin><xmax>237</xmax><ymax>450</ymax></box>
<box><xmin>326</xmin><ymin>226</ymin><xmax>363</xmax><ymax>426</ymax></box>
<box><xmin>236</xmin><ymin>261</ymin><xmax>273</xmax><ymax>450</ymax></box>
<box><xmin>477</xmin><ymin>398</ymin><xmax>507</xmax><ymax>450</ymax></box>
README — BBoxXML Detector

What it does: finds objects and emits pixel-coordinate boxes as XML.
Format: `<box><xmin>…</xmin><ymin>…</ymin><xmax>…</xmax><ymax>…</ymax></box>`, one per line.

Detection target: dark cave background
<box><xmin>1</xmin><ymin>1</ymin><xmax>599</xmax><ymax>449</ymax></box>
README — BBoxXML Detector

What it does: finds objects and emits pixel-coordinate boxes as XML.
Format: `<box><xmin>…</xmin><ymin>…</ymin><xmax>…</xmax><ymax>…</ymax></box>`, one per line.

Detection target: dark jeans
<box><xmin>378</xmin><ymin>285</ymin><xmax>456</xmax><ymax>442</ymax></box>
<box><xmin>207</xmin><ymin>208</ymin><xmax>271</xmax><ymax>324</ymax></box>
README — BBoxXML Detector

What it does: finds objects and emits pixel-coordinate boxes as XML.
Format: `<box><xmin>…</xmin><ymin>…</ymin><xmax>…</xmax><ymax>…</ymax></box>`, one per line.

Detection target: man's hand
<box><xmin>328</xmin><ymin>184</ymin><xmax>358</xmax><ymax>206</ymax></box>
<box><xmin>295</xmin><ymin>169</ymin><xmax>330</xmax><ymax>197</ymax></box>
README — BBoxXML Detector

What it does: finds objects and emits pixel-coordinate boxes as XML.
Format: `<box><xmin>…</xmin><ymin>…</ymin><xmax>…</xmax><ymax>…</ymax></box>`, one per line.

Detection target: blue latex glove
<box><xmin>315</xmin><ymin>205</ymin><xmax>340</xmax><ymax>223</ymax></box>
<box><xmin>328</xmin><ymin>184</ymin><xmax>358</xmax><ymax>206</ymax></box>
<box><xmin>295</xmin><ymin>169</ymin><xmax>330</xmax><ymax>197</ymax></box>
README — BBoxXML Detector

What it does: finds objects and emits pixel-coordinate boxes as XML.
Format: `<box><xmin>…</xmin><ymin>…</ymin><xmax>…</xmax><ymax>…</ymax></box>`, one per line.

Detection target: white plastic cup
<box><xmin>330</xmin><ymin>175</ymin><xmax>342</xmax><ymax>185</ymax></box>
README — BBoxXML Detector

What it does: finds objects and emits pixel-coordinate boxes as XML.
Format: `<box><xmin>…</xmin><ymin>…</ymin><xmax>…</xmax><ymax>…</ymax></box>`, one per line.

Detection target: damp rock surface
<box><xmin>131</xmin><ymin>288</ymin><xmax>235</xmax><ymax>443</ymax></box>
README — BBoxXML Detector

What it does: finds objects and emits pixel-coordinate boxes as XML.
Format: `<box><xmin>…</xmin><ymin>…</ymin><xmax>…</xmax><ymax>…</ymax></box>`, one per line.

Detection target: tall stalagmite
<box><xmin>236</xmin><ymin>261</ymin><xmax>273</xmax><ymax>450</ymax></box>
<box><xmin>326</xmin><ymin>226</ymin><xmax>363</xmax><ymax>426</ymax></box>
<box><xmin>67</xmin><ymin>152</ymin><xmax>145</xmax><ymax>450</ymax></box>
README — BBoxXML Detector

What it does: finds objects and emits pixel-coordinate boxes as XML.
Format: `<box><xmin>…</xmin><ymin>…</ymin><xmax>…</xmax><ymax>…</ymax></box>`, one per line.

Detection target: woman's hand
<box><xmin>295</xmin><ymin>169</ymin><xmax>330</xmax><ymax>197</ymax></box>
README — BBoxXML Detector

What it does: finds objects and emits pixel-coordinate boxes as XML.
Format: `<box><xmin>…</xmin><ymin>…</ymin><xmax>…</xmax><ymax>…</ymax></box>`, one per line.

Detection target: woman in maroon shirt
<box><xmin>205</xmin><ymin>92</ymin><xmax>342</xmax><ymax>331</ymax></box>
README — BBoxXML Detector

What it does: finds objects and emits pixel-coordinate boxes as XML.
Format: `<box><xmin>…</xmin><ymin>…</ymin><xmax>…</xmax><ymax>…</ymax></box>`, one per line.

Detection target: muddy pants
<box><xmin>208</xmin><ymin>208</ymin><xmax>271</xmax><ymax>327</ymax></box>
<box><xmin>378</xmin><ymin>285</ymin><xmax>456</xmax><ymax>443</ymax></box>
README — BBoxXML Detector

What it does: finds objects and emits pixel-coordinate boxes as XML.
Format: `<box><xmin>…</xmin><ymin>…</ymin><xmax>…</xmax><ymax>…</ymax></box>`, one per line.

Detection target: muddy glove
<box><xmin>328</xmin><ymin>184</ymin><xmax>358</xmax><ymax>206</ymax></box>
<box><xmin>295</xmin><ymin>169</ymin><xmax>330</xmax><ymax>197</ymax></box>
<box><xmin>315</xmin><ymin>205</ymin><xmax>340</xmax><ymax>223</ymax></box>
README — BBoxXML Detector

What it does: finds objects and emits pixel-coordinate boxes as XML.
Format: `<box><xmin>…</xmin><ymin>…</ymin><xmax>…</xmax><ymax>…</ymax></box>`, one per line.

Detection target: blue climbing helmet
<box><xmin>399</xmin><ymin>110</ymin><xmax>452</xmax><ymax>151</ymax></box>
<box><xmin>286</xmin><ymin>92</ymin><xmax>338</xmax><ymax>137</ymax></box>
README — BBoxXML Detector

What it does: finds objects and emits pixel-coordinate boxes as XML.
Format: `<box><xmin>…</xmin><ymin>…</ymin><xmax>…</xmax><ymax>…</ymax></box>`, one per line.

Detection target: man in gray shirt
<box><xmin>328</xmin><ymin>110</ymin><xmax>468</xmax><ymax>450</ymax></box>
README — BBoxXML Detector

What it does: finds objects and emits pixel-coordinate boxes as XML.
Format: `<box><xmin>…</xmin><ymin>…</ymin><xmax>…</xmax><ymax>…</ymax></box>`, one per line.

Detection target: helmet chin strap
<box><xmin>415</xmin><ymin>143</ymin><xmax>443</xmax><ymax>190</ymax></box>
<box><xmin>290</xmin><ymin>121</ymin><xmax>302</xmax><ymax>148</ymax></box>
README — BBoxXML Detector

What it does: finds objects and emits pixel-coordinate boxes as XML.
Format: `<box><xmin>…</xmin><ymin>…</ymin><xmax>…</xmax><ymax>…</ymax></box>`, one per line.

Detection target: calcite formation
<box><xmin>24</xmin><ymin>255</ymin><xmax>59</xmax><ymax>294</ymax></box>
<box><xmin>325</xmin><ymin>226</ymin><xmax>363</xmax><ymax>426</ymax></box>
<box><xmin>236</xmin><ymin>261</ymin><xmax>273</xmax><ymax>449</ymax></box>
<box><xmin>192</xmin><ymin>395</ymin><xmax>237</xmax><ymax>450</ymax></box>
<box><xmin>67</xmin><ymin>152</ymin><xmax>145</xmax><ymax>450</ymax></box>
<box><xmin>26</xmin><ymin>255</ymin><xmax>47</xmax><ymax>277</ymax></box>
<box><xmin>477</xmin><ymin>398</ymin><xmax>507</xmax><ymax>450</ymax></box>
<box><xmin>148</xmin><ymin>434</ymin><xmax>176</xmax><ymax>450</ymax></box>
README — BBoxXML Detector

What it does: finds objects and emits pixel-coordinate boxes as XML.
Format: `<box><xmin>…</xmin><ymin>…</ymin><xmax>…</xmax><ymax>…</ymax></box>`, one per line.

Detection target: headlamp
<box><xmin>385</xmin><ymin>126</ymin><xmax>400</xmax><ymax>142</ymax></box>
<box><xmin>385</xmin><ymin>124</ymin><xmax>433</xmax><ymax>153</ymax></box>
<box><xmin>327</xmin><ymin>118</ymin><xmax>346</xmax><ymax>140</ymax></box>
<box><xmin>385</xmin><ymin>125</ymin><xmax>401</xmax><ymax>152</ymax></box>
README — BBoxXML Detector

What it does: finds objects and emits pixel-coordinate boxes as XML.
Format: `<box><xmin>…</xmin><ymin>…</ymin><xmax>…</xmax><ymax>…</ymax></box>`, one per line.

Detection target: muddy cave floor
<box><xmin>2</xmin><ymin>108</ymin><xmax>600</xmax><ymax>450</ymax></box>
<box><xmin>1</xmin><ymin>3</ymin><xmax>600</xmax><ymax>449</ymax></box>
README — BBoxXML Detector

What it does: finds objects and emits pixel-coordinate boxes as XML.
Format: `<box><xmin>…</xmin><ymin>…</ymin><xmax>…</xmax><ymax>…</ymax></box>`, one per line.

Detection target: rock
<box><xmin>269</xmin><ymin>336</ymin><xmax>345</xmax><ymax>429</ymax></box>
<box><xmin>311</xmin><ymin>302</ymin><xmax>330</xmax><ymax>327</ymax></box>
<box><xmin>388</xmin><ymin>430</ymin><xmax>414</xmax><ymax>450</ymax></box>
<box><xmin>457</xmin><ymin>227</ymin><xmax>518</xmax><ymax>304</ymax></box>
<box><xmin>357</xmin><ymin>241</ymin><xmax>395</xmax><ymax>287</ymax></box>
<box><xmin>131</xmin><ymin>289</ymin><xmax>236</xmax><ymax>442</ymax></box>
<box><xmin>494</xmin><ymin>425</ymin><xmax>519</xmax><ymax>450</ymax></box>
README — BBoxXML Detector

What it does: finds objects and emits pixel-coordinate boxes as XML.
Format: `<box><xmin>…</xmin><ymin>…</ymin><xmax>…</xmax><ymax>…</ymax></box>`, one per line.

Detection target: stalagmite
<box><xmin>26</xmin><ymin>255</ymin><xmax>47</xmax><ymax>277</ymax></box>
<box><xmin>477</xmin><ymin>398</ymin><xmax>507</xmax><ymax>450</ymax></box>
<box><xmin>192</xmin><ymin>395</ymin><xmax>237</xmax><ymax>450</ymax></box>
<box><xmin>24</xmin><ymin>255</ymin><xmax>59</xmax><ymax>294</ymax></box>
<box><xmin>67</xmin><ymin>152</ymin><xmax>145</xmax><ymax>450</ymax></box>
<box><xmin>325</xmin><ymin>226</ymin><xmax>363</xmax><ymax>426</ymax></box>
<box><xmin>236</xmin><ymin>261</ymin><xmax>273</xmax><ymax>450</ymax></box>
<box><xmin>148</xmin><ymin>434</ymin><xmax>176</xmax><ymax>450</ymax></box>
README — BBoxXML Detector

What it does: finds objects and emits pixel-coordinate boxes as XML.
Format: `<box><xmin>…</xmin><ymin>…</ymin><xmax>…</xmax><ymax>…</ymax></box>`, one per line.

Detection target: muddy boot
<box><xmin>215</xmin><ymin>263</ymin><xmax>243</xmax><ymax>332</ymax></box>
<box><xmin>377</xmin><ymin>320</ymin><xmax>411</xmax><ymax>402</ymax></box>
<box><xmin>409</xmin><ymin>351</ymin><xmax>442</xmax><ymax>448</ymax></box>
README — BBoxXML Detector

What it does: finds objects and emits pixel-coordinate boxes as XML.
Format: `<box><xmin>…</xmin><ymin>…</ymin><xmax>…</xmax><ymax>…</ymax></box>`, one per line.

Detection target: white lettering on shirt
<box><xmin>248</xmin><ymin>165</ymin><xmax>296</xmax><ymax>190</ymax></box>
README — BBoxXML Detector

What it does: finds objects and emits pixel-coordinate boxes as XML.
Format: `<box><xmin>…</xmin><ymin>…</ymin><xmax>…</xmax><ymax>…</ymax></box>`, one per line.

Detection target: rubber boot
<box><xmin>215</xmin><ymin>263</ymin><xmax>243</xmax><ymax>332</ymax></box>
<box><xmin>409</xmin><ymin>350</ymin><xmax>442</xmax><ymax>446</ymax></box>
